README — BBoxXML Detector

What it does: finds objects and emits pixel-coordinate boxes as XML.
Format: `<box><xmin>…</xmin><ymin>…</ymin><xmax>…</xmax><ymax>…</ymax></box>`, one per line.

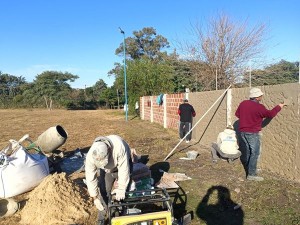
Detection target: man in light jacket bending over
<box><xmin>85</xmin><ymin>135</ymin><xmax>132</xmax><ymax>225</ymax></box>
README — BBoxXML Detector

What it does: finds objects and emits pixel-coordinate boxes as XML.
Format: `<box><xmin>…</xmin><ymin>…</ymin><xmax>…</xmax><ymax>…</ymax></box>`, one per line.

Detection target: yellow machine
<box><xmin>109</xmin><ymin>188</ymin><xmax>176</xmax><ymax>225</ymax></box>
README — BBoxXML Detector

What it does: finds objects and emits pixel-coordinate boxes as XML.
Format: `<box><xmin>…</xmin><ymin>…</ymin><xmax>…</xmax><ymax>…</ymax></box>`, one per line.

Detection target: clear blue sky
<box><xmin>0</xmin><ymin>0</ymin><xmax>299</xmax><ymax>88</ymax></box>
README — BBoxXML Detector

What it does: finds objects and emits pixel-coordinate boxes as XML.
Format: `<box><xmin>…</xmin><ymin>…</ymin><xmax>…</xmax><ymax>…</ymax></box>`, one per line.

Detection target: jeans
<box><xmin>240</xmin><ymin>132</ymin><xmax>260</xmax><ymax>176</ymax></box>
<box><xmin>179</xmin><ymin>122</ymin><xmax>192</xmax><ymax>141</ymax></box>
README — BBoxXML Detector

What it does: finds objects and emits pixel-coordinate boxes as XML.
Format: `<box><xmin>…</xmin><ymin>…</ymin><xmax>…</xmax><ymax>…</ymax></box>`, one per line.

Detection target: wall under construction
<box><xmin>140</xmin><ymin>83</ymin><xmax>300</xmax><ymax>182</ymax></box>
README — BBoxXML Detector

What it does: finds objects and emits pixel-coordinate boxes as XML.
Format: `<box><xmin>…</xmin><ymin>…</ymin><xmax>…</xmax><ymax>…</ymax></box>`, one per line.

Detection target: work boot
<box><xmin>247</xmin><ymin>175</ymin><xmax>264</xmax><ymax>181</ymax></box>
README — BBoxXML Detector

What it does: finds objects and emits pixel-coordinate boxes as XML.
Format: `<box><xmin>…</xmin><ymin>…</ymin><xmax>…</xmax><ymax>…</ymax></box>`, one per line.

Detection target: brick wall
<box><xmin>141</xmin><ymin>96</ymin><xmax>151</xmax><ymax>121</ymax></box>
<box><xmin>140</xmin><ymin>93</ymin><xmax>184</xmax><ymax>128</ymax></box>
<box><xmin>165</xmin><ymin>93</ymin><xmax>184</xmax><ymax>129</ymax></box>
<box><xmin>152</xmin><ymin>95</ymin><xmax>164</xmax><ymax>125</ymax></box>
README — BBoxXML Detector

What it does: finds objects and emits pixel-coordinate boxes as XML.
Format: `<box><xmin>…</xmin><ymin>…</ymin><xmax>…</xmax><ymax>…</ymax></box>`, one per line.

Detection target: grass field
<box><xmin>0</xmin><ymin>109</ymin><xmax>299</xmax><ymax>225</ymax></box>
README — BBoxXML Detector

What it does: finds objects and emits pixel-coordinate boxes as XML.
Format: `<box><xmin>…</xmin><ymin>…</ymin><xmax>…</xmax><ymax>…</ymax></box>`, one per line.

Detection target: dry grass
<box><xmin>0</xmin><ymin>109</ymin><xmax>299</xmax><ymax>225</ymax></box>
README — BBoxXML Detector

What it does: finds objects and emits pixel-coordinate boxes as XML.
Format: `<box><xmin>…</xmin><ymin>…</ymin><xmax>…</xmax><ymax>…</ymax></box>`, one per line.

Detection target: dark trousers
<box><xmin>98</xmin><ymin>159</ymin><xmax>133</xmax><ymax>205</ymax></box>
<box><xmin>179</xmin><ymin>122</ymin><xmax>192</xmax><ymax>141</ymax></box>
<box><xmin>97</xmin><ymin>160</ymin><xmax>133</xmax><ymax>223</ymax></box>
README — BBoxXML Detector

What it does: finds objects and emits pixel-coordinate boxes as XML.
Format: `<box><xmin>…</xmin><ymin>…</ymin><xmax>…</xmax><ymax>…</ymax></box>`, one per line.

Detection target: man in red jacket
<box><xmin>235</xmin><ymin>87</ymin><xmax>286</xmax><ymax>181</ymax></box>
<box><xmin>178</xmin><ymin>99</ymin><xmax>196</xmax><ymax>143</ymax></box>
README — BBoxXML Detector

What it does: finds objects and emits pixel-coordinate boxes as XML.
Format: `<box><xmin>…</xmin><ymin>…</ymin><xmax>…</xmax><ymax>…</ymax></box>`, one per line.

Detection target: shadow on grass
<box><xmin>196</xmin><ymin>185</ymin><xmax>244</xmax><ymax>225</ymax></box>
<box><xmin>168</xmin><ymin>186</ymin><xmax>194</xmax><ymax>224</ymax></box>
<box><xmin>149</xmin><ymin>162</ymin><xmax>193</xmax><ymax>223</ymax></box>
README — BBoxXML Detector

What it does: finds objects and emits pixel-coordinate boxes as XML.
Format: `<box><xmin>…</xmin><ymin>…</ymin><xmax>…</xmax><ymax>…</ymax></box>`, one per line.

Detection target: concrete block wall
<box><xmin>188</xmin><ymin>89</ymin><xmax>228</xmax><ymax>148</ymax></box>
<box><xmin>231</xmin><ymin>83</ymin><xmax>300</xmax><ymax>182</ymax></box>
<box><xmin>140</xmin><ymin>83</ymin><xmax>300</xmax><ymax>182</ymax></box>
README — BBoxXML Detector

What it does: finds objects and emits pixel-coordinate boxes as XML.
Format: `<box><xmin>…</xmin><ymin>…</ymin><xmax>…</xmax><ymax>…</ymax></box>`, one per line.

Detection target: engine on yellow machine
<box><xmin>108</xmin><ymin>188</ymin><xmax>178</xmax><ymax>225</ymax></box>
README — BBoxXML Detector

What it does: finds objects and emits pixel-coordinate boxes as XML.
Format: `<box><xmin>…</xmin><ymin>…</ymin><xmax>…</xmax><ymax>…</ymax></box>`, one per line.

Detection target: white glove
<box><xmin>93</xmin><ymin>198</ymin><xmax>104</xmax><ymax>211</ymax></box>
<box><xmin>112</xmin><ymin>189</ymin><xmax>126</xmax><ymax>201</ymax></box>
<box><xmin>104</xmin><ymin>169</ymin><xmax>112</xmax><ymax>173</ymax></box>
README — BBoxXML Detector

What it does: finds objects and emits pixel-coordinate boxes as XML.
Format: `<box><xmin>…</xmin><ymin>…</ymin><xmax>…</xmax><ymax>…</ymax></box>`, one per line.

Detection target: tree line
<box><xmin>1</xmin><ymin>14</ymin><xmax>299</xmax><ymax>112</ymax></box>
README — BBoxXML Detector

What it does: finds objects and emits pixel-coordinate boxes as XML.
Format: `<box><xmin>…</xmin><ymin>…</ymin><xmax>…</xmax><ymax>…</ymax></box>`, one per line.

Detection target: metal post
<box><xmin>117</xmin><ymin>89</ymin><xmax>120</xmax><ymax>109</ymax></box>
<box><xmin>215</xmin><ymin>68</ymin><xmax>218</xmax><ymax>90</ymax></box>
<box><xmin>249</xmin><ymin>63</ymin><xmax>252</xmax><ymax>88</ymax></box>
<box><xmin>119</xmin><ymin>27</ymin><xmax>128</xmax><ymax>121</ymax></box>
<box><xmin>84</xmin><ymin>84</ymin><xmax>86</xmax><ymax>110</ymax></box>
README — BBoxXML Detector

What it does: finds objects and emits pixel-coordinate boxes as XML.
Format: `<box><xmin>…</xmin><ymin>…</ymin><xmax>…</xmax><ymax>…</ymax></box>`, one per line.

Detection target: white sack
<box><xmin>0</xmin><ymin>144</ymin><xmax>49</xmax><ymax>198</ymax></box>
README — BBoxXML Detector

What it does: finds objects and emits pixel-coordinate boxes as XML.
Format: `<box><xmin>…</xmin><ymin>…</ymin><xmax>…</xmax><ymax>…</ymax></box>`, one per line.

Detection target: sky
<box><xmin>0</xmin><ymin>0</ymin><xmax>299</xmax><ymax>89</ymax></box>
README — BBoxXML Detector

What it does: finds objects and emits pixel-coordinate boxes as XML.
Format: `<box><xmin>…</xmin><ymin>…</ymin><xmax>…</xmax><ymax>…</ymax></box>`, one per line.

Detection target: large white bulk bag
<box><xmin>0</xmin><ymin>142</ymin><xmax>49</xmax><ymax>198</ymax></box>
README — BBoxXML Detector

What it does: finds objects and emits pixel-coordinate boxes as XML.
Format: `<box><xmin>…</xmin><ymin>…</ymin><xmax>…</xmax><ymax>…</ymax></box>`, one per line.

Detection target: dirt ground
<box><xmin>0</xmin><ymin>109</ymin><xmax>299</xmax><ymax>225</ymax></box>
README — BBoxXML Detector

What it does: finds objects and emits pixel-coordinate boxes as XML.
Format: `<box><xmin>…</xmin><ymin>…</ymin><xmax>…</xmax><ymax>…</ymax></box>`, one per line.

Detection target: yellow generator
<box><xmin>109</xmin><ymin>188</ymin><xmax>176</xmax><ymax>225</ymax></box>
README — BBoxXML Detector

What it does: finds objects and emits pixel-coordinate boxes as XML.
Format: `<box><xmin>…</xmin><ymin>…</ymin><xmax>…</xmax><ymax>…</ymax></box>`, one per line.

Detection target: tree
<box><xmin>108</xmin><ymin>62</ymin><xmax>124</xmax><ymax>99</ymax></box>
<box><xmin>0</xmin><ymin>73</ymin><xmax>26</xmax><ymax>96</ymax></box>
<box><xmin>0</xmin><ymin>73</ymin><xmax>27</xmax><ymax>107</ymax></box>
<box><xmin>111</xmin><ymin>27</ymin><xmax>173</xmax><ymax>113</ymax></box>
<box><xmin>100</xmin><ymin>87</ymin><xmax>118</xmax><ymax>109</ymax></box>
<box><xmin>115</xmin><ymin>27</ymin><xmax>170</xmax><ymax>60</ymax></box>
<box><xmin>245</xmin><ymin>60</ymin><xmax>299</xmax><ymax>86</ymax></box>
<box><xmin>122</xmin><ymin>58</ymin><xmax>175</xmax><ymax>113</ymax></box>
<box><xmin>92</xmin><ymin>79</ymin><xmax>107</xmax><ymax>101</ymax></box>
<box><xmin>166</xmin><ymin>50</ymin><xmax>206</xmax><ymax>92</ymax></box>
<box><xmin>31</xmin><ymin>71</ymin><xmax>78</xmax><ymax>109</ymax></box>
<box><xmin>179</xmin><ymin>12</ymin><xmax>267</xmax><ymax>90</ymax></box>
<box><xmin>82</xmin><ymin>79</ymin><xmax>109</xmax><ymax>108</ymax></box>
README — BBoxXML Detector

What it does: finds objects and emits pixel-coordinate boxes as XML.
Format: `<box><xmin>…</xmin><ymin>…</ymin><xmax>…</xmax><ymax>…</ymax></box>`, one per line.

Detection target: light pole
<box><xmin>116</xmin><ymin>89</ymin><xmax>120</xmax><ymax>109</ymax></box>
<box><xmin>215</xmin><ymin>68</ymin><xmax>218</xmax><ymax>90</ymax></box>
<box><xmin>119</xmin><ymin>27</ymin><xmax>128</xmax><ymax>121</ymax></box>
<box><xmin>249</xmin><ymin>62</ymin><xmax>252</xmax><ymax>88</ymax></box>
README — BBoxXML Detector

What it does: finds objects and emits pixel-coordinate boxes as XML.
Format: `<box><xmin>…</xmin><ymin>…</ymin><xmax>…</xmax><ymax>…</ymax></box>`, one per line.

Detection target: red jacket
<box><xmin>235</xmin><ymin>100</ymin><xmax>281</xmax><ymax>133</ymax></box>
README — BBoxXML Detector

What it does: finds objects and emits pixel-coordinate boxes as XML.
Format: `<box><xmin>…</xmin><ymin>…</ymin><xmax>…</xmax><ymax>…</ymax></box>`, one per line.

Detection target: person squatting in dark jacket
<box><xmin>178</xmin><ymin>99</ymin><xmax>196</xmax><ymax>143</ymax></box>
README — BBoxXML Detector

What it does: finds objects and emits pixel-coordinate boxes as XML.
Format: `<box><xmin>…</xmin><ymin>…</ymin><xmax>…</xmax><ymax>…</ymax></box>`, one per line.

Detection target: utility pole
<box><xmin>117</xmin><ymin>89</ymin><xmax>120</xmax><ymax>109</ymax></box>
<box><xmin>215</xmin><ymin>68</ymin><xmax>218</xmax><ymax>90</ymax></box>
<box><xmin>84</xmin><ymin>85</ymin><xmax>86</xmax><ymax>110</ymax></box>
<box><xmin>249</xmin><ymin>63</ymin><xmax>252</xmax><ymax>88</ymax></box>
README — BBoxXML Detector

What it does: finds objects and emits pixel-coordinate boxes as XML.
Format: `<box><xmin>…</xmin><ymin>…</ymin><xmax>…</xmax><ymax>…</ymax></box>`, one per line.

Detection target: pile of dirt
<box><xmin>20</xmin><ymin>173</ymin><xmax>92</xmax><ymax>225</ymax></box>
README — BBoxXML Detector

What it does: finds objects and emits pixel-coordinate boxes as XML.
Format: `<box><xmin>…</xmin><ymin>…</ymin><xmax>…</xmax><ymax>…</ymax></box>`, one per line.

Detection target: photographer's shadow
<box><xmin>196</xmin><ymin>186</ymin><xmax>244</xmax><ymax>225</ymax></box>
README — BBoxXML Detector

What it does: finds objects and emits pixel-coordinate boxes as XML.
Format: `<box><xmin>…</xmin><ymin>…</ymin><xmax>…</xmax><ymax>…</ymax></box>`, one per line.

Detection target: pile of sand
<box><xmin>20</xmin><ymin>173</ymin><xmax>92</xmax><ymax>225</ymax></box>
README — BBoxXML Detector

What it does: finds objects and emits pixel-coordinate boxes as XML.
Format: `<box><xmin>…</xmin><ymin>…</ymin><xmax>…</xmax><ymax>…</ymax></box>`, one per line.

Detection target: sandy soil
<box><xmin>0</xmin><ymin>109</ymin><xmax>299</xmax><ymax>225</ymax></box>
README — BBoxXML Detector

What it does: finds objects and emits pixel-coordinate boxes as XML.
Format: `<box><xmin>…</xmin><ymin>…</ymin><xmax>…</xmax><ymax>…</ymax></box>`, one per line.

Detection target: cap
<box><xmin>249</xmin><ymin>88</ymin><xmax>263</xmax><ymax>98</ymax></box>
<box><xmin>90</xmin><ymin>142</ymin><xmax>108</xmax><ymax>161</ymax></box>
